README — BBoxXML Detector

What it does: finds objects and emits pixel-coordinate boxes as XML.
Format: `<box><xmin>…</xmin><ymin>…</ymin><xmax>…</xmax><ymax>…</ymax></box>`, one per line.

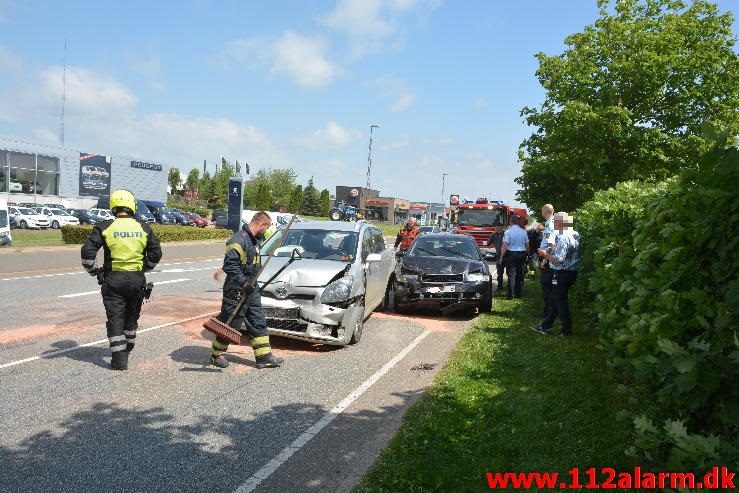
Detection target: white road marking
<box><xmin>58</xmin><ymin>278</ymin><xmax>191</xmax><ymax>298</ymax></box>
<box><xmin>233</xmin><ymin>330</ymin><xmax>431</xmax><ymax>493</ymax></box>
<box><xmin>0</xmin><ymin>311</ymin><xmax>219</xmax><ymax>370</ymax></box>
<box><xmin>0</xmin><ymin>258</ymin><xmax>220</xmax><ymax>282</ymax></box>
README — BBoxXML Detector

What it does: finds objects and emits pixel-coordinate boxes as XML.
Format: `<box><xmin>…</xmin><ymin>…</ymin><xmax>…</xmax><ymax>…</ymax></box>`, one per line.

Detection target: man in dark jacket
<box><xmin>81</xmin><ymin>189</ymin><xmax>161</xmax><ymax>370</ymax></box>
<box><xmin>210</xmin><ymin>211</ymin><xmax>284</xmax><ymax>369</ymax></box>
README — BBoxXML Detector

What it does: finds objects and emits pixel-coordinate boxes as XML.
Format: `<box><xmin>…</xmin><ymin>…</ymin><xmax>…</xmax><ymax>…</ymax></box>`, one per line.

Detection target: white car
<box><xmin>257</xmin><ymin>221</ymin><xmax>395</xmax><ymax>345</ymax></box>
<box><xmin>89</xmin><ymin>208</ymin><xmax>114</xmax><ymax>220</ymax></box>
<box><xmin>35</xmin><ymin>208</ymin><xmax>80</xmax><ymax>229</ymax></box>
<box><xmin>8</xmin><ymin>207</ymin><xmax>50</xmax><ymax>229</ymax></box>
<box><xmin>8</xmin><ymin>181</ymin><xmax>23</xmax><ymax>193</ymax></box>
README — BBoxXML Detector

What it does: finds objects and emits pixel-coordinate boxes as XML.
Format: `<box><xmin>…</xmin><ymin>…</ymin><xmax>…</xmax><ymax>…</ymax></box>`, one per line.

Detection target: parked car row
<box><xmin>7</xmin><ymin>205</ymin><xmax>79</xmax><ymax>229</ymax></box>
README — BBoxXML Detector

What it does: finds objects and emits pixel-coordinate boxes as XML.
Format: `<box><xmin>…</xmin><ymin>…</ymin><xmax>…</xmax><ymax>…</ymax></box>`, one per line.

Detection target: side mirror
<box><xmin>366</xmin><ymin>253</ymin><xmax>382</xmax><ymax>263</ymax></box>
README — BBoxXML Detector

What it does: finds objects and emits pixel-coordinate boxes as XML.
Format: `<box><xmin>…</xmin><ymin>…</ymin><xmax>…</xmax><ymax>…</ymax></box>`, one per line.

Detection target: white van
<box><xmin>0</xmin><ymin>198</ymin><xmax>11</xmax><ymax>246</ymax></box>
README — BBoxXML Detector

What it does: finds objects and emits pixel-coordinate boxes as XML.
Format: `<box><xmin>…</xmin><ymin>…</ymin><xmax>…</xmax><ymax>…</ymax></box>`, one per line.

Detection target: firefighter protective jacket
<box><xmin>222</xmin><ymin>225</ymin><xmax>261</xmax><ymax>290</ymax></box>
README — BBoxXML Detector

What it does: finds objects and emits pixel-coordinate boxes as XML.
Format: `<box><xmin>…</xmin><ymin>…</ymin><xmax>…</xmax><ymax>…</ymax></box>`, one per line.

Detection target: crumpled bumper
<box><xmin>261</xmin><ymin>295</ymin><xmax>363</xmax><ymax>346</ymax></box>
<box><xmin>394</xmin><ymin>280</ymin><xmax>489</xmax><ymax>310</ymax></box>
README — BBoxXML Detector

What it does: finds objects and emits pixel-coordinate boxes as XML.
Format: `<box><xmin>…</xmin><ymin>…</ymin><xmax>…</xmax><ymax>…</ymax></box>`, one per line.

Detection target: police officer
<box><xmin>81</xmin><ymin>190</ymin><xmax>162</xmax><ymax>370</ymax></box>
<box><xmin>539</xmin><ymin>204</ymin><xmax>556</xmax><ymax>317</ymax></box>
<box><xmin>499</xmin><ymin>214</ymin><xmax>529</xmax><ymax>299</ymax></box>
<box><xmin>210</xmin><ymin>211</ymin><xmax>284</xmax><ymax>369</ymax></box>
<box><xmin>394</xmin><ymin>216</ymin><xmax>419</xmax><ymax>252</ymax></box>
<box><xmin>532</xmin><ymin>212</ymin><xmax>581</xmax><ymax>337</ymax></box>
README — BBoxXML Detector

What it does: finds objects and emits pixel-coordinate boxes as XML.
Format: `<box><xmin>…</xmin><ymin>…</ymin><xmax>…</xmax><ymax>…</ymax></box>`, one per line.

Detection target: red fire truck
<box><xmin>450</xmin><ymin>196</ymin><xmax>528</xmax><ymax>259</ymax></box>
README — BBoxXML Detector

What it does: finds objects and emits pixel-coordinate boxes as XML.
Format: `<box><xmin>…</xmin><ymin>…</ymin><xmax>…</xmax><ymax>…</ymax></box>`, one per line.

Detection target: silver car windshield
<box><xmin>262</xmin><ymin>229</ymin><xmax>359</xmax><ymax>261</ymax></box>
<box><xmin>18</xmin><ymin>208</ymin><xmax>36</xmax><ymax>215</ymax></box>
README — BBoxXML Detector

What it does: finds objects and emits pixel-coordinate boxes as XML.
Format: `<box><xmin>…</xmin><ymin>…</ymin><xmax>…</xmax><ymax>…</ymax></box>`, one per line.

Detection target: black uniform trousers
<box><xmin>217</xmin><ymin>289</ymin><xmax>269</xmax><ymax>338</ymax></box>
<box><xmin>101</xmin><ymin>271</ymin><xmax>146</xmax><ymax>352</ymax></box>
<box><xmin>495</xmin><ymin>259</ymin><xmax>505</xmax><ymax>289</ymax></box>
<box><xmin>541</xmin><ymin>269</ymin><xmax>578</xmax><ymax>334</ymax></box>
<box><xmin>540</xmin><ymin>266</ymin><xmax>553</xmax><ymax>317</ymax></box>
<box><xmin>504</xmin><ymin>251</ymin><xmax>527</xmax><ymax>298</ymax></box>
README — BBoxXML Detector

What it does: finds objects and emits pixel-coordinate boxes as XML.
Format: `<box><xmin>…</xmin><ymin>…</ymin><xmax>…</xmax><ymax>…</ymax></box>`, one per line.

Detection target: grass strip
<box><xmin>8</xmin><ymin>229</ymin><xmax>65</xmax><ymax>247</ymax></box>
<box><xmin>355</xmin><ymin>278</ymin><xmax>632</xmax><ymax>492</ymax></box>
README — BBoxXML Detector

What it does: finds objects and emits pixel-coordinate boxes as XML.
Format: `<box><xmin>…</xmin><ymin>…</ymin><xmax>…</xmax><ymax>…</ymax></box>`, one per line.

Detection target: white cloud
<box><xmin>390</xmin><ymin>93</ymin><xmax>416</xmax><ymax>112</ymax></box>
<box><xmin>438</xmin><ymin>136</ymin><xmax>454</xmax><ymax>145</ymax></box>
<box><xmin>473</xmin><ymin>97</ymin><xmax>489</xmax><ymax>109</ymax></box>
<box><xmin>271</xmin><ymin>31</ymin><xmax>338</xmax><ymax>88</ymax></box>
<box><xmin>295</xmin><ymin>121</ymin><xmax>360</xmax><ymax>150</ymax></box>
<box><xmin>380</xmin><ymin>135</ymin><xmax>411</xmax><ymax>151</ymax></box>
<box><xmin>0</xmin><ymin>64</ymin><xmax>278</xmax><ymax>170</ymax></box>
<box><xmin>318</xmin><ymin>0</ymin><xmax>439</xmax><ymax>58</ymax></box>
<box><xmin>219</xmin><ymin>31</ymin><xmax>338</xmax><ymax>88</ymax></box>
<box><xmin>372</xmin><ymin>75</ymin><xmax>417</xmax><ymax>112</ymax></box>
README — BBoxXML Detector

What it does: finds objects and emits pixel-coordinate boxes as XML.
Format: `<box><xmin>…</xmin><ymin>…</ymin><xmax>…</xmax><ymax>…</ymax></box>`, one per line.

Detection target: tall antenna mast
<box><xmin>60</xmin><ymin>39</ymin><xmax>67</xmax><ymax>145</ymax></box>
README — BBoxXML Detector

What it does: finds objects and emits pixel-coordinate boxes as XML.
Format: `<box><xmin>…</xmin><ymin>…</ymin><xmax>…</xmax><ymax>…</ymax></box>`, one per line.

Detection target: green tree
<box><xmin>301</xmin><ymin>177</ymin><xmax>322</xmax><ymax>216</ymax></box>
<box><xmin>289</xmin><ymin>184</ymin><xmax>303</xmax><ymax>214</ymax></box>
<box><xmin>255</xmin><ymin>181</ymin><xmax>271</xmax><ymax>211</ymax></box>
<box><xmin>320</xmin><ymin>189</ymin><xmax>330</xmax><ymax>216</ymax></box>
<box><xmin>516</xmin><ymin>0</ymin><xmax>739</xmax><ymax>212</ymax></box>
<box><xmin>168</xmin><ymin>167</ymin><xmax>182</xmax><ymax>194</ymax></box>
<box><xmin>243</xmin><ymin>168</ymin><xmax>297</xmax><ymax>210</ymax></box>
<box><xmin>185</xmin><ymin>168</ymin><xmax>200</xmax><ymax>192</ymax></box>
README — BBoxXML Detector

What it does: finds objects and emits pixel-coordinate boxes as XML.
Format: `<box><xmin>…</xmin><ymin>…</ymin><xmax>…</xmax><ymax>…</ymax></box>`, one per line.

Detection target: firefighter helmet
<box><xmin>110</xmin><ymin>189</ymin><xmax>136</xmax><ymax>214</ymax></box>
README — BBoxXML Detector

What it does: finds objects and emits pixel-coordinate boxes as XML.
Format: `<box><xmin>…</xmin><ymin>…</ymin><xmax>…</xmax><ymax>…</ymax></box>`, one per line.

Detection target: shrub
<box><xmin>61</xmin><ymin>224</ymin><xmax>231</xmax><ymax>244</ymax></box>
<box><xmin>575</xmin><ymin>143</ymin><xmax>739</xmax><ymax>471</ymax></box>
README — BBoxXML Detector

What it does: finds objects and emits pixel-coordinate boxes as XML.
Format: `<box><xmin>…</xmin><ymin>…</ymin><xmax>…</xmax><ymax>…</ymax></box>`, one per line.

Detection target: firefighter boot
<box><xmin>255</xmin><ymin>353</ymin><xmax>283</xmax><ymax>369</ymax></box>
<box><xmin>210</xmin><ymin>336</ymin><xmax>230</xmax><ymax>369</ymax></box>
<box><xmin>111</xmin><ymin>351</ymin><xmax>129</xmax><ymax>370</ymax></box>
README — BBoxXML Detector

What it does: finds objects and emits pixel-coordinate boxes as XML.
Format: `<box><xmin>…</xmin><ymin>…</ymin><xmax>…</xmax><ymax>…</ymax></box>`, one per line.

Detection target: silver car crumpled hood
<box><xmin>257</xmin><ymin>257</ymin><xmax>350</xmax><ymax>288</ymax></box>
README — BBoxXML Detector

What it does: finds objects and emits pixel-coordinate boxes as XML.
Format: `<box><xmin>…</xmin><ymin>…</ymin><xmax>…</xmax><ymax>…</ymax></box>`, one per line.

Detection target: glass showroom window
<box><xmin>0</xmin><ymin>150</ymin><xmax>7</xmax><ymax>193</ymax></box>
<box><xmin>37</xmin><ymin>155</ymin><xmax>60</xmax><ymax>196</ymax></box>
<box><xmin>8</xmin><ymin>151</ymin><xmax>35</xmax><ymax>194</ymax></box>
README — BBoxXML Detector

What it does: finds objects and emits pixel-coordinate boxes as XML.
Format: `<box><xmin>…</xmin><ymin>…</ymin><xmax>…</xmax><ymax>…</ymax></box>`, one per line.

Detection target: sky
<box><xmin>0</xmin><ymin>0</ymin><xmax>737</xmax><ymax>208</ymax></box>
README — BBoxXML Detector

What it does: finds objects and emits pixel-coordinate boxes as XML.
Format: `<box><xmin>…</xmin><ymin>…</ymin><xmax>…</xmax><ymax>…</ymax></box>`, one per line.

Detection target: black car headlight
<box><xmin>397</xmin><ymin>267</ymin><xmax>419</xmax><ymax>283</ymax></box>
<box><xmin>467</xmin><ymin>272</ymin><xmax>490</xmax><ymax>282</ymax></box>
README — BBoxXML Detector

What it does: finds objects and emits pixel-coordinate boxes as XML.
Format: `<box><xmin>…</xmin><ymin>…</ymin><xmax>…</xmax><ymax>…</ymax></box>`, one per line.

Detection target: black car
<box><xmin>171</xmin><ymin>211</ymin><xmax>195</xmax><ymax>226</ymax></box>
<box><xmin>68</xmin><ymin>208</ymin><xmax>106</xmax><ymax>225</ymax></box>
<box><xmin>212</xmin><ymin>209</ymin><xmax>228</xmax><ymax>229</ymax></box>
<box><xmin>391</xmin><ymin>233</ymin><xmax>493</xmax><ymax>314</ymax></box>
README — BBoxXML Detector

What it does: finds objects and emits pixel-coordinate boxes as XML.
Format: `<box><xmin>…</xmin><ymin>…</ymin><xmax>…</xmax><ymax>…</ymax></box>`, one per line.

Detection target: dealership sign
<box><xmin>131</xmin><ymin>160</ymin><xmax>163</xmax><ymax>172</ymax></box>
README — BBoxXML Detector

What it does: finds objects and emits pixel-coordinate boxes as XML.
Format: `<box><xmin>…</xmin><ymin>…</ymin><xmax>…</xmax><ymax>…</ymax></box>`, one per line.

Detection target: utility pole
<box><xmin>365</xmin><ymin>124</ymin><xmax>379</xmax><ymax>191</ymax></box>
<box><xmin>441</xmin><ymin>173</ymin><xmax>448</xmax><ymax>205</ymax></box>
<box><xmin>60</xmin><ymin>39</ymin><xmax>67</xmax><ymax>145</ymax></box>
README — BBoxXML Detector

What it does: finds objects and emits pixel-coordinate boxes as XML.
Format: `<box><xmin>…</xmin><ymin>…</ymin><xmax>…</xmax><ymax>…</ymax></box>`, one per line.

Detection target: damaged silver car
<box><xmin>257</xmin><ymin>221</ymin><xmax>395</xmax><ymax>345</ymax></box>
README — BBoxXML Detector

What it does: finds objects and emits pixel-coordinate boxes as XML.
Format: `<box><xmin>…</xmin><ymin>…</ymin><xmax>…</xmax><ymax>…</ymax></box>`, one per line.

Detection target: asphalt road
<box><xmin>0</xmin><ymin>241</ymin><xmax>474</xmax><ymax>493</ymax></box>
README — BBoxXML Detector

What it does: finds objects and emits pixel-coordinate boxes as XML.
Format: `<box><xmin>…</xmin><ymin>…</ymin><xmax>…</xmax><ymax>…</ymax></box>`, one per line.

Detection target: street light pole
<box><xmin>441</xmin><ymin>173</ymin><xmax>448</xmax><ymax>205</ymax></box>
<box><xmin>366</xmin><ymin>124</ymin><xmax>379</xmax><ymax>191</ymax></box>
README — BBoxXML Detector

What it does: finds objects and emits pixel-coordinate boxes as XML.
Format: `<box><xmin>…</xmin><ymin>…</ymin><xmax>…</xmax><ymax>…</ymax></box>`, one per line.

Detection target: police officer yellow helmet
<box><xmin>110</xmin><ymin>189</ymin><xmax>136</xmax><ymax>214</ymax></box>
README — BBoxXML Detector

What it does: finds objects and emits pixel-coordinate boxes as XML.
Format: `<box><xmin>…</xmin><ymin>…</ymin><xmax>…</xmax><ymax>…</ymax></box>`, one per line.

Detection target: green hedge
<box><xmin>575</xmin><ymin>142</ymin><xmax>739</xmax><ymax>472</ymax></box>
<box><xmin>61</xmin><ymin>224</ymin><xmax>231</xmax><ymax>244</ymax></box>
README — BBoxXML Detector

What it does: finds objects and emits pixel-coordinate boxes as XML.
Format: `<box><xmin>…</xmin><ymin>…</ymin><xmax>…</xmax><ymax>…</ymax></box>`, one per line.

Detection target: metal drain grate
<box><xmin>410</xmin><ymin>363</ymin><xmax>437</xmax><ymax>371</ymax></box>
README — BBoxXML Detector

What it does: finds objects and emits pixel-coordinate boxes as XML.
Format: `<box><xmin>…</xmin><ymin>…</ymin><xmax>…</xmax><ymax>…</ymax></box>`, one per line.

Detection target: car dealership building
<box><xmin>0</xmin><ymin>136</ymin><xmax>168</xmax><ymax>208</ymax></box>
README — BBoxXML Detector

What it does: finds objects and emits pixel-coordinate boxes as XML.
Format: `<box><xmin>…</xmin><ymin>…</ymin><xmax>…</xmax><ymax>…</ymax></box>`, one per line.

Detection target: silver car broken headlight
<box><xmin>467</xmin><ymin>272</ymin><xmax>490</xmax><ymax>282</ymax></box>
<box><xmin>320</xmin><ymin>275</ymin><xmax>354</xmax><ymax>304</ymax></box>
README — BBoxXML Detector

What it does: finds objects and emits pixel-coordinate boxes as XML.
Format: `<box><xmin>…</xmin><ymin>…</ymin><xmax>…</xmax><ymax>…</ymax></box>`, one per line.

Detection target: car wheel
<box><xmin>52</xmin><ymin>221</ymin><xmax>60</xmax><ymax>229</ymax></box>
<box><xmin>20</xmin><ymin>220</ymin><xmax>27</xmax><ymax>229</ymax></box>
<box><xmin>349</xmin><ymin>313</ymin><xmax>364</xmax><ymax>345</ymax></box>
<box><xmin>478</xmin><ymin>282</ymin><xmax>493</xmax><ymax>313</ymax></box>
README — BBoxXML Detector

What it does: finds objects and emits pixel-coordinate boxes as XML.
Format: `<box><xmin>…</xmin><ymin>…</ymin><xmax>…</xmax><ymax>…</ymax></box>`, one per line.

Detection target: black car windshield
<box><xmin>0</xmin><ymin>211</ymin><xmax>7</xmax><ymax>228</ymax></box>
<box><xmin>409</xmin><ymin>236</ymin><xmax>479</xmax><ymax>260</ymax></box>
<box><xmin>262</xmin><ymin>229</ymin><xmax>358</xmax><ymax>261</ymax></box>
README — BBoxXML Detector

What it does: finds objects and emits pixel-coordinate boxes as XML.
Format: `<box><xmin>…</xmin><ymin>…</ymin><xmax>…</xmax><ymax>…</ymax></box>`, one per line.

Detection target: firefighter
<box><xmin>81</xmin><ymin>189</ymin><xmax>162</xmax><ymax>370</ymax></box>
<box><xmin>394</xmin><ymin>216</ymin><xmax>420</xmax><ymax>252</ymax></box>
<box><xmin>210</xmin><ymin>211</ymin><xmax>284</xmax><ymax>369</ymax></box>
